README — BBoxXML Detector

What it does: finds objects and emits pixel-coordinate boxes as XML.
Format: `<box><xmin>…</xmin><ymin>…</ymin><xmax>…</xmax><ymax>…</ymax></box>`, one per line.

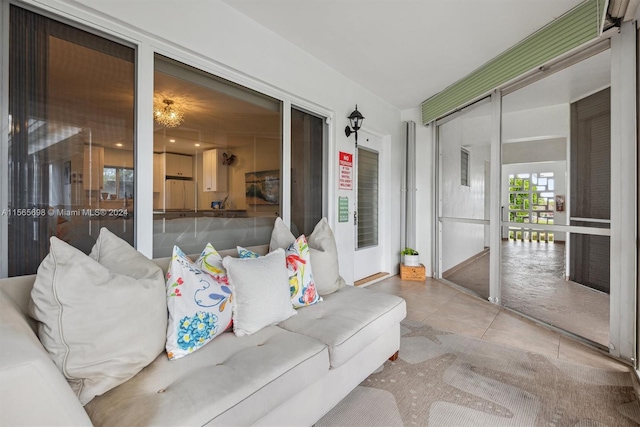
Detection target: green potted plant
<box><xmin>401</xmin><ymin>247</ymin><xmax>420</xmax><ymax>267</ymax></box>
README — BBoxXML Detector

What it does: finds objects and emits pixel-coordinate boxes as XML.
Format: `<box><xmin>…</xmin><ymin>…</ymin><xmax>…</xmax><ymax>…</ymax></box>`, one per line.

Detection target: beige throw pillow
<box><xmin>270</xmin><ymin>217</ymin><xmax>345</xmax><ymax>295</ymax></box>
<box><xmin>223</xmin><ymin>248</ymin><xmax>296</xmax><ymax>336</ymax></box>
<box><xmin>29</xmin><ymin>229</ymin><xmax>166</xmax><ymax>405</ymax></box>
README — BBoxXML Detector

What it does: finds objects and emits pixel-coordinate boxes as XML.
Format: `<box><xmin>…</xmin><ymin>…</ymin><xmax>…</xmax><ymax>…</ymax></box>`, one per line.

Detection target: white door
<box><xmin>354</xmin><ymin>133</ymin><xmax>384</xmax><ymax>281</ymax></box>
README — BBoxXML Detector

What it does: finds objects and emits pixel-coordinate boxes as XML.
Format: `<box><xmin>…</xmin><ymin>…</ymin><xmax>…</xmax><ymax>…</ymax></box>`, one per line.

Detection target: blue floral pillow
<box><xmin>165</xmin><ymin>245</ymin><xmax>233</xmax><ymax>360</ymax></box>
<box><xmin>237</xmin><ymin>246</ymin><xmax>261</xmax><ymax>259</ymax></box>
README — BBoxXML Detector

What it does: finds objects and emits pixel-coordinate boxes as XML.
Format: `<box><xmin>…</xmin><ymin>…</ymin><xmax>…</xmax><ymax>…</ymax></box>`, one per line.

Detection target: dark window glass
<box><xmin>7</xmin><ymin>6</ymin><xmax>135</xmax><ymax>276</ymax></box>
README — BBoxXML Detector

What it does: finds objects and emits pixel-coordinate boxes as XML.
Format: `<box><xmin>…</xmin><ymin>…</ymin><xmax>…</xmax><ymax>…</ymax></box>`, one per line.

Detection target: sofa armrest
<box><xmin>0</xmin><ymin>290</ymin><xmax>92</xmax><ymax>426</ymax></box>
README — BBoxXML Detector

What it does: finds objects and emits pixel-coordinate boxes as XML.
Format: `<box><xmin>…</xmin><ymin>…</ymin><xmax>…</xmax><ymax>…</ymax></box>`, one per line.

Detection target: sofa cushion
<box><xmin>84</xmin><ymin>326</ymin><xmax>329</xmax><ymax>427</ymax></box>
<box><xmin>278</xmin><ymin>285</ymin><xmax>406</xmax><ymax>368</ymax></box>
<box><xmin>165</xmin><ymin>245</ymin><xmax>233</xmax><ymax>360</ymax></box>
<box><xmin>270</xmin><ymin>217</ymin><xmax>345</xmax><ymax>295</ymax></box>
<box><xmin>28</xmin><ymin>233</ymin><xmax>167</xmax><ymax>405</ymax></box>
<box><xmin>0</xmin><ymin>289</ymin><xmax>93</xmax><ymax>426</ymax></box>
<box><xmin>223</xmin><ymin>249</ymin><xmax>296</xmax><ymax>337</ymax></box>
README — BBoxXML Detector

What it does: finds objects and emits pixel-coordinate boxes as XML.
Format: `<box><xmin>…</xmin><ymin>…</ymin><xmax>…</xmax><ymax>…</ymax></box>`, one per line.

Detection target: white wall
<box><xmin>502</xmin><ymin>137</ymin><xmax>567</xmax><ymax>164</ymax></box>
<box><xmin>502</xmin><ymin>104</ymin><xmax>569</xmax><ymax>142</ymax></box>
<box><xmin>438</xmin><ymin>112</ymin><xmax>491</xmax><ymax>272</ymax></box>
<box><xmin>30</xmin><ymin>0</ymin><xmax>403</xmax><ymax>284</ymax></box>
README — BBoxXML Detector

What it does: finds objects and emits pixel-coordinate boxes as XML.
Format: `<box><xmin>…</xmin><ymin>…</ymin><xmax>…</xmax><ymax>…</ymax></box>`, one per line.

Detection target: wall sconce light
<box><xmin>344</xmin><ymin>105</ymin><xmax>364</xmax><ymax>145</ymax></box>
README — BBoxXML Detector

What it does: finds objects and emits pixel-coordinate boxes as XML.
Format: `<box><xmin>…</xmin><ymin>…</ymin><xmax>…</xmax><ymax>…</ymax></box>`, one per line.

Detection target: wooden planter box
<box><xmin>400</xmin><ymin>263</ymin><xmax>426</xmax><ymax>281</ymax></box>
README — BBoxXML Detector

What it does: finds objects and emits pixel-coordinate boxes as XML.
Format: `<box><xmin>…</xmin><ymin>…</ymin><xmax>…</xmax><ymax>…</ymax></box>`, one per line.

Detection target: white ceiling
<box><xmin>221</xmin><ymin>0</ymin><xmax>585</xmax><ymax>110</ymax></box>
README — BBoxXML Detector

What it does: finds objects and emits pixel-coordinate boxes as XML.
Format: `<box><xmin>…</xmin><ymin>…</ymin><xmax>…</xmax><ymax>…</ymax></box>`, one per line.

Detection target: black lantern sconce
<box><xmin>344</xmin><ymin>105</ymin><xmax>364</xmax><ymax>145</ymax></box>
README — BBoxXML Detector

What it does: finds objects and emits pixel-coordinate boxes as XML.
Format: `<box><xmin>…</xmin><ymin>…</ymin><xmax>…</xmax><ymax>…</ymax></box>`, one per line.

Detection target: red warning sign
<box><xmin>339</xmin><ymin>151</ymin><xmax>353</xmax><ymax>190</ymax></box>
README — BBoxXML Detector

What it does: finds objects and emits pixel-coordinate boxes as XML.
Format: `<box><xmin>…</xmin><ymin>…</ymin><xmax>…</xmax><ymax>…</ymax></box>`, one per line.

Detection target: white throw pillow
<box><xmin>270</xmin><ymin>217</ymin><xmax>345</xmax><ymax>295</ymax></box>
<box><xmin>29</xmin><ymin>230</ymin><xmax>166</xmax><ymax>405</ymax></box>
<box><xmin>165</xmin><ymin>244</ymin><xmax>233</xmax><ymax>360</ymax></box>
<box><xmin>238</xmin><ymin>237</ymin><xmax>322</xmax><ymax>308</ymax></box>
<box><xmin>223</xmin><ymin>248</ymin><xmax>296</xmax><ymax>336</ymax></box>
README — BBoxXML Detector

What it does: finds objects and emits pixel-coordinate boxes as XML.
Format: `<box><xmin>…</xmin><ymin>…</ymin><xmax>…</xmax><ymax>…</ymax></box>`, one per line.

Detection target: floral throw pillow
<box><xmin>286</xmin><ymin>235</ymin><xmax>321</xmax><ymax>308</ymax></box>
<box><xmin>166</xmin><ymin>245</ymin><xmax>233</xmax><ymax>360</ymax></box>
<box><xmin>196</xmin><ymin>243</ymin><xmax>228</xmax><ymax>285</ymax></box>
<box><xmin>237</xmin><ymin>246</ymin><xmax>261</xmax><ymax>259</ymax></box>
<box><xmin>237</xmin><ymin>238</ymin><xmax>321</xmax><ymax>308</ymax></box>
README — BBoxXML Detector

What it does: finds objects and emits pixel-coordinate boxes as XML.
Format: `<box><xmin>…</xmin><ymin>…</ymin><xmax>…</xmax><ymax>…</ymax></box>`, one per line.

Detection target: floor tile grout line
<box><xmin>418</xmin><ymin>289</ymin><xmax>461</xmax><ymax>324</ymax></box>
<box><xmin>420</xmin><ymin>301</ymin><xmax>445</xmax><ymax>323</ymax></box>
<box><xmin>480</xmin><ymin>307</ymin><xmax>502</xmax><ymax>340</ymax></box>
<box><xmin>438</xmin><ymin>291</ymin><xmax>461</xmax><ymax>308</ymax></box>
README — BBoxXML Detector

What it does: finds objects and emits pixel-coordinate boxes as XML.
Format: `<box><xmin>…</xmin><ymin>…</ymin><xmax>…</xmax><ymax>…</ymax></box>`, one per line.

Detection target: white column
<box><xmin>609</xmin><ymin>20</ymin><xmax>637</xmax><ymax>361</ymax></box>
<box><xmin>489</xmin><ymin>91</ymin><xmax>502</xmax><ymax>304</ymax></box>
<box><xmin>134</xmin><ymin>44</ymin><xmax>155</xmax><ymax>258</ymax></box>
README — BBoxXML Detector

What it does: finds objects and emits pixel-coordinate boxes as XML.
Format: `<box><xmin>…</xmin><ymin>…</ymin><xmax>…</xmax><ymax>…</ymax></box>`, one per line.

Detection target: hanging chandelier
<box><xmin>154</xmin><ymin>99</ymin><xmax>184</xmax><ymax>128</ymax></box>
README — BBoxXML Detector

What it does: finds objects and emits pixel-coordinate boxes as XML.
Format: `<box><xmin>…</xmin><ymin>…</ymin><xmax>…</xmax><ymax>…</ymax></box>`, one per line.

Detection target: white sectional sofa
<box><xmin>0</xmin><ymin>244</ymin><xmax>406</xmax><ymax>426</ymax></box>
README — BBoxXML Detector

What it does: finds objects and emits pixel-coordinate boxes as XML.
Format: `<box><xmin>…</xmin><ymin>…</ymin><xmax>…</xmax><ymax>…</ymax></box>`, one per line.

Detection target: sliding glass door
<box><xmin>500</xmin><ymin>49</ymin><xmax>611</xmax><ymax>347</ymax></box>
<box><xmin>436</xmin><ymin>100</ymin><xmax>492</xmax><ymax>299</ymax></box>
<box><xmin>433</xmin><ymin>26</ymin><xmax>635</xmax><ymax>362</ymax></box>
<box><xmin>435</xmin><ymin>48</ymin><xmax>615</xmax><ymax>349</ymax></box>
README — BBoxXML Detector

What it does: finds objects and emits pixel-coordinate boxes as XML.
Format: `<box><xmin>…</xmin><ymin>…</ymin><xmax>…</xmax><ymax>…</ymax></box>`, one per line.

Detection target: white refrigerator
<box><xmin>165</xmin><ymin>179</ymin><xmax>196</xmax><ymax>210</ymax></box>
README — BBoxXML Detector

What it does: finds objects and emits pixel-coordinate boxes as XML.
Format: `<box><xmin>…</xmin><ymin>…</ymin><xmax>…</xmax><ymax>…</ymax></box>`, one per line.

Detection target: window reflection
<box><xmin>152</xmin><ymin>56</ymin><xmax>282</xmax><ymax>257</ymax></box>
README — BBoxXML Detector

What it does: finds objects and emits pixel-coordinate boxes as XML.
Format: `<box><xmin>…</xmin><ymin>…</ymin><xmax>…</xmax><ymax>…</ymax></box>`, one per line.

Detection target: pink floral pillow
<box><xmin>286</xmin><ymin>235</ymin><xmax>321</xmax><ymax>308</ymax></box>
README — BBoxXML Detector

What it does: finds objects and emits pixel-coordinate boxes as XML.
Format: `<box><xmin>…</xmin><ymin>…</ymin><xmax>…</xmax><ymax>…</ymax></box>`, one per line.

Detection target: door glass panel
<box><xmin>357</xmin><ymin>148</ymin><xmax>379</xmax><ymax>249</ymax></box>
<box><xmin>354</xmin><ymin>134</ymin><xmax>384</xmax><ymax>281</ymax></box>
<box><xmin>501</xmin><ymin>49</ymin><xmax>611</xmax><ymax>346</ymax></box>
<box><xmin>7</xmin><ymin>6</ymin><xmax>135</xmax><ymax>276</ymax></box>
<box><xmin>152</xmin><ymin>56</ymin><xmax>282</xmax><ymax>257</ymax></box>
<box><xmin>437</xmin><ymin>100</ymin><xmax>492</xmax><ymax>298</ymax></box>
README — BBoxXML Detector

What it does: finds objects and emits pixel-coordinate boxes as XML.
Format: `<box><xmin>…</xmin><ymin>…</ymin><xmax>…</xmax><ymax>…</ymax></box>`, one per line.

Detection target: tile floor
<box><xmin>366</xmin><ymin>275</ymin><xmax>631</xmax><ymax>373</ymax></box>
<box><xmin>442</xmin><ymin>241</ymin><xmax>610</xmax><ymax>346</ymax></box>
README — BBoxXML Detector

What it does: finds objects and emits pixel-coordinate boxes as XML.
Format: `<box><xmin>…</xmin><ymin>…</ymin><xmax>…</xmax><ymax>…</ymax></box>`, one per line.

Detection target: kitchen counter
<box><xmin>153</xmin><ymin>210</ymin><xmax>248</xmax><ymax>219</ymax></box>
<box><xmin>201</xmin><ymin>210</ymin><xmax>248</xmax><ymax>218</ymax></box>
<box><xmin>152</xmin><ymin>215</ymin><xmax>275</xmax><ymax>257</ymax></box>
